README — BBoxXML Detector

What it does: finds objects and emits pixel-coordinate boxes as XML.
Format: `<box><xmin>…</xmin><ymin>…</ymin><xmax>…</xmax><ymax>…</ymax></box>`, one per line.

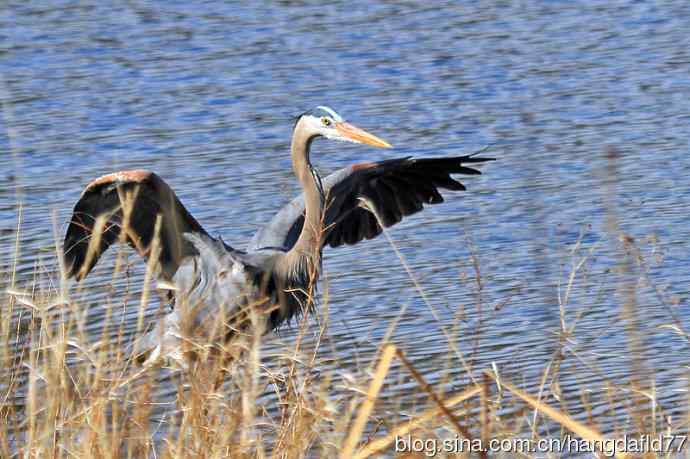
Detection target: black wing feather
<box><xmin>64</xmin><ymin>171</ymin><xmax>208</xmax><ymax>281</ymax></box>
<box><xmin>319</xmin><ymin>155</ymin><xmax>493</xmax><ymax>248</ymax></box>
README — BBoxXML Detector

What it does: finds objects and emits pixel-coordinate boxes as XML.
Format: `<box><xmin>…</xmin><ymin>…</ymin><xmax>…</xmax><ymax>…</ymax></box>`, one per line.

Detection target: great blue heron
<box><xmin>63</xmin><ymin>106</ymin><xmax>492</xmax><ymax>362</ymax></box>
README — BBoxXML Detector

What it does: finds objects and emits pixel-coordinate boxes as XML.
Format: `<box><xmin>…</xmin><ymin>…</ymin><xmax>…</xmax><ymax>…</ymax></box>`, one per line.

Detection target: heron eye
<box><xmin>321</xmin><ymin>117</ymin><xmax>332</xmax><ymax>127</ymax></box>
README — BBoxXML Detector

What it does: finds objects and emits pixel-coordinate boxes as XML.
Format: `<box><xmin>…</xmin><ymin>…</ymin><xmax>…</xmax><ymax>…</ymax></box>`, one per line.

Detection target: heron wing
<box><xmin>248</xmin><ymin>155</ymin><xmax>493</xmax><ymax>251</ymax></box>
<box><xmin>63</xmin><ymin>171</ymin><xmax>209</xmax><ymax>281</ymax></box>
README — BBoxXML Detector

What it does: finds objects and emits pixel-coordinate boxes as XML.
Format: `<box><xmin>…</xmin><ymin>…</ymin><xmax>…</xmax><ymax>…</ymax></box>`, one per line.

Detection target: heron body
<box><xmin>63</xmin><ymin>106</ymin><xmax>492</xmax><ymax>362</ymax></box>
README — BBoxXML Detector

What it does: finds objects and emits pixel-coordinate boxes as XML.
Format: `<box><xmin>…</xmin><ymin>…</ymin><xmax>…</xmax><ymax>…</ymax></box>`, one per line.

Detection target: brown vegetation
<box><xmin>0</xmin><ymin>210</ymin><xmax>683</xmax><ymax>459</ymax></box>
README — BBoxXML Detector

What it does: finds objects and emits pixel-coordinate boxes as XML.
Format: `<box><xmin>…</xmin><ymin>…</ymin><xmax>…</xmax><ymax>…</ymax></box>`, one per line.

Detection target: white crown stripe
<box><xmin>315</xmin><ymin>106</ymin><xmax>343</xmax><ymax>122</ymax></box>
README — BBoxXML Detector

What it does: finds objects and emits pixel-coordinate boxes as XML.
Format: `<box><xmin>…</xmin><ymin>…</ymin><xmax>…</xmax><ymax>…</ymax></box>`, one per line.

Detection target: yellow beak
<box><xmin>335</xmin><ymin>122</ymin><xmax>392</xmax><ymax>148</ymax></box>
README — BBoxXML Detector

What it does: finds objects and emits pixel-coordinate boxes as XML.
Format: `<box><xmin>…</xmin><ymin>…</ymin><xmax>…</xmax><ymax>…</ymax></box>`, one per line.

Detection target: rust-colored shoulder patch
<box><xmin>351</xmin><ymin>161</ymin><xmax>377</xmax><ymax>172</ymax></box>
<box><xmin>83</xmin><ymin>170</ymin><xmax>152</xmax><ymax>194</ymax></box>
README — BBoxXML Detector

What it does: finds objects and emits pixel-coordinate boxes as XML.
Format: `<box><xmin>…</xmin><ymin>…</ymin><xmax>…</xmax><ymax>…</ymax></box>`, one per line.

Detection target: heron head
<box><xmin>299</xmin><ymin>106</ymin><xmax>392</xmax><ymax>148</ymax></box>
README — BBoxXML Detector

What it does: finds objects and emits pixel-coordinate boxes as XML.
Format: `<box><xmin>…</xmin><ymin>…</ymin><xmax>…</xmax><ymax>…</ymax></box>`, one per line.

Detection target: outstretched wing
<box><xmin>63</xmin><ymin>170</ymin><xmax>208</xmax><ymax>281</ymax></box>
<box><xmin>248</xmin><ymin>155</ymin><xmax>493</xmax><ymax>251</ymax></box>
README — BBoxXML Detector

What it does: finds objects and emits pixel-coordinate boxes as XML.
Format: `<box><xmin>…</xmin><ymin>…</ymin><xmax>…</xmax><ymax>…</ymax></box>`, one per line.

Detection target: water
<box><xmin>2</xmin><ymin>0</ymin><xmax>690</xmax><ymax>452</ymax></box>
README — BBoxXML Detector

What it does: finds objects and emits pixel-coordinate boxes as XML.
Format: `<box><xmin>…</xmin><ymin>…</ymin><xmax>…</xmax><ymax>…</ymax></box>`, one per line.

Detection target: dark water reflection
<box><xmin>2</xmin><ymin>0</ymin><xmax>690</xmax><ymax>449</ymax></box>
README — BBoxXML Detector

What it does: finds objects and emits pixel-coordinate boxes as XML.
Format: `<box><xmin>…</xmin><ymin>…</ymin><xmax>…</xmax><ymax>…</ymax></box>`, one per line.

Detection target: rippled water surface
<box><xmin>2</xmin><ymin>0</ymin><xmax>690</xmax><ymax>451</ymax></box>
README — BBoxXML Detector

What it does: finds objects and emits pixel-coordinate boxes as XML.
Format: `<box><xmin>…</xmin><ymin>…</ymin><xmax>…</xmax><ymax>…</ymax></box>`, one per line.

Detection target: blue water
<box><xmin>2</xmin><ymin>0</ymin><xmax>690</xmax><ymax>451</ymax></box>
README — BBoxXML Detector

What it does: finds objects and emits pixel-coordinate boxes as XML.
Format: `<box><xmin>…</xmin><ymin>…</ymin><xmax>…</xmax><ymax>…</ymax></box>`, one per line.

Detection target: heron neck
<box><xmin>290</xmin><ymin>124</ymin><xmax>323</xmax><ymax>261</ymax></box>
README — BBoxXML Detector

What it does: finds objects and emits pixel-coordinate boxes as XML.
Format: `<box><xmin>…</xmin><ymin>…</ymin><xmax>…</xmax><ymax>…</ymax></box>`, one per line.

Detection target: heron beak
<box><xmin>335</xmin><ymin>122</ymin><xmax>392</xmax><ymax>148</ymax></box>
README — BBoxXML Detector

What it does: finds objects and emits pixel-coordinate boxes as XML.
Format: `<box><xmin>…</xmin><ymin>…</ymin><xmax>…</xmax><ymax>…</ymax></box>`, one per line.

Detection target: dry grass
<box><xmin>0</xmin><ymin>199</ymin><xmax>687</xmax><ymax>459</ymax></box>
